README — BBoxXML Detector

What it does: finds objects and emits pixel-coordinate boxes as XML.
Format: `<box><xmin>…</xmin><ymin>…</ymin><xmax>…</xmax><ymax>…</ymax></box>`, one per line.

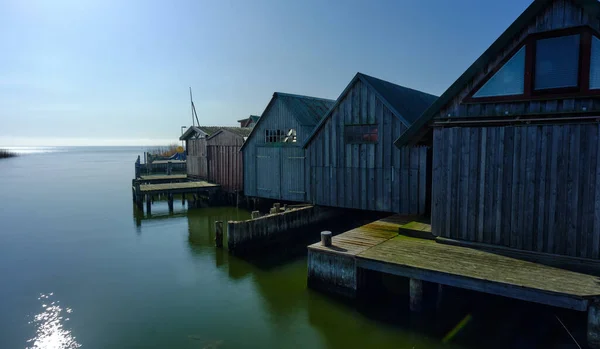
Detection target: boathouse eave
<box><xmin>394</xmin><ymin>0</ymin><xmax>600</xmax><ymax>148</ymax></box>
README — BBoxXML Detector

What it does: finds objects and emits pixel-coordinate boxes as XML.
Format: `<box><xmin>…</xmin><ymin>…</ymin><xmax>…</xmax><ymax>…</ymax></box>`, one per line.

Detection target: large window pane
<box><xmin>590</xmin><ymin>36</ymin><xmax>600</xmax><ymax>89</ymax></box>
<box><xmin>534</xmin><ymin>34</ymin><xmax>580</xmax><ymax>90</ymax></box>
<box><xmin>473</xmin><ymin>46</ymin><xmax>526</xmax><ymax>98</ymax></box>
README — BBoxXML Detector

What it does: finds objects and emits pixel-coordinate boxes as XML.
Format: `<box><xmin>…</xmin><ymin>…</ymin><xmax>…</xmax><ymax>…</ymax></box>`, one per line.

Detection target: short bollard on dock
<box><xmin>269</xmin><ymin>207</ymin><xmax>277</xmax><ymax>215</ymax></box>
<box><xmin>274</xmin><ymin>203</ymin><xmax>281</xmax><ymax>212</ymax></box>
<box><xmin>251</xmin><ymin>211</ymin><xmax>260</xmax><ymax>219</ymax></box>
<box><xmin>215</xmin><ymin>221</ymin><xmax>224</xmax><ymax>248</ymax></box>
<box><xmin>321</xmin><ymin>231</ymin><xmax>332</xmax><ymax>247</ymax></box>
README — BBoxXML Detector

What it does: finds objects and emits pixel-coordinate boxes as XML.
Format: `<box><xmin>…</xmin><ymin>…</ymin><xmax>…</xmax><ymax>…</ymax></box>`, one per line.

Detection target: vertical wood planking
<box><xmin>594</xmin><ymin>124</ymin><xmax>600</xmax><ymax>259</ymax></box>
<box><xmin>495</xmin><ymin>127</ymin><xmax>505</xmax><ymax>244</ymax></box>
<box><xmin>524</xmin><ymin>126</ymin><xmax>537</xmax><ymax>251</ymax></box>
<box><xmin>432</xmin><ymin>129</ymin><xmax>443</xmax><ymax>236</ymax></box>
<box><xmin>579</xmin><ymin>126</ymin><xmax>591</xmax><ymax>258</ymax></box>
<box><xmin>567</xmin><ymin>125</ymin><xmax>580</xmax><ymax>256</ymax></box>
<box><xmin>467</xmin><ymin>128</ymin><xmax>479</xmax><ymax>241</ymax></box>
<box><xmin>419</xmin><ymin>147</ymin><xmax>427</xmax><ymax>214</ymax></box>
<box><xmin>459</xmin><ymin>128</ymin><xmax>470</xmax><ymax>239</ymax></box>
<box><xmin>510</xmin><ymin>127</ymin><xmax>521</xmax><ymax>249</ymax></box>
<box><xmin>536</xmin><ymin>125</ymin><xmax>548</xmax><ymax>252</ymax></box>
<box><xmin>478</xmin><ymin>128</ymin><xmax>487</xmax><ymax>242</ymax></box>
<box><xmin>547</xmin><ymin>126</ymin><xmax>560</xmax><ymax>254</ymax></box>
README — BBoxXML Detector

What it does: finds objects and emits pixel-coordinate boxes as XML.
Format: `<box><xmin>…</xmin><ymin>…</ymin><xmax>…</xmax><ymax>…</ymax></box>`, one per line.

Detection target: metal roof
<box><xmin>207</xmin><ymin>127</ymin><xmax>253</xmax><ymax>140</ymax></box>
<box><xmin>180</xmin><ymin>126</ymin><xmax>249</xmax><ymax>140</ymax></box>
<box><xmin>303</xmin><ymin>72</ymin><xmax>438</xmax><ymax>148</ymax></box>
<box><xmin>394</xmin><ymin>0</ymin><xmax>600</xmax><ymax>147</ymax></box>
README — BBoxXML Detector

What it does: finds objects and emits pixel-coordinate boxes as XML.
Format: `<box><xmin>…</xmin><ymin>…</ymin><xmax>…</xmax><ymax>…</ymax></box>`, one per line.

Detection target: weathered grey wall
<box><xmin>227</xmin><ymin>206</ymin><xmax>340</xmax><ymax>251</ymax></box>
<box><xmin>207</xmin><ymin>131</ymin><xmax>245</xmax><ymax>193</ymax></box>
<box><xmin>438</xmin><ymin>0</ymin><xmax>599</xmax><ymax>120</ymax></box>
<box><xmin>432</xmin><ymin>124</ymin><xmax>600</xmax><ymax>259</ymax></box>
<box><xmin>243</xmin><ymin>97</ymin><xmax>309</xmax><ymax>201</ymax></box>
<box><xmin>306</xmin><ymin>79</ymin><xmax>427</xmax><ymax>213</ymax></box>
<box><xmin>187</xmin><ymin>138</ymin><xmax>208</xmax><ymax>179</ymax></box>
<box><xmin>307</xmin><ymin>250</ymin><xmax>357</xmax><ymax>297</ymax></box>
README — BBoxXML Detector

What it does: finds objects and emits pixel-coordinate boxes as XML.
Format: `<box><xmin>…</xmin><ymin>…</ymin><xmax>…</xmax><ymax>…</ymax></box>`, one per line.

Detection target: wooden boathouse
<box><xmin>237</xmin><ymin>115</ymin><xmax>260</xmax><ymax>128</ymax></box>
<box><xmin>308</xmin><ymin>1</ymin><xmax>600</xmax><ymax>347</ymax></box>
<box><xmin>303</xmin><ymin>73</ymin><xmax>437</xmax><ymax>214</ymax></box>
<box><xmin>241</xmin><ymin>92</ymin><xmax>335</xmax><ymax>202</ymax></box>
<box><xmin>180</xmin><ymin>126</ymin><xmax>249</xmax><ymax>187</ymax></box>
<box><xmin>206</xmin><ymin>127</ymin><xmax>251</xmax><ymax>193</ymax></box>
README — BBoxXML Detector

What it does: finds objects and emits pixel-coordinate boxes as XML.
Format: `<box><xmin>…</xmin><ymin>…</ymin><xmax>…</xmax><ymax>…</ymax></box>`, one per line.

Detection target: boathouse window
<box><xmin>473</xmin><ymin>46</ymin><xmax>525</xmax><ymax>97</ymax></box>
<box><xmin>534</xmin><ymin>34</ymin><xmax>580</xmax><ymax>90</ymax></box>
<box><xmin>344</xmin><ymin>125</ymin><xmax>378</xmax><ymax>144</ymax></box>
<box><xmin>283</xmin><ymin>129</ymin><xmax>297</xmax><ymax>143</ymax></box>
<box><xmin>590</xmin><ymin>36</ymin><xmax>600</xmax><ymax>89</ymax></box>
<box><xmin>265</xmin><ymin>130</ymin><xmax>285</xmax><ymax>143</ymax></box>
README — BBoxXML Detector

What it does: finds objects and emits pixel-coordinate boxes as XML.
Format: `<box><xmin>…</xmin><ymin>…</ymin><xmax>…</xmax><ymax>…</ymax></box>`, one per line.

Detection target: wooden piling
<box><xmin>215</xmin><ymin>221</ymin><xmax>224</xmax><ymax>248</ymax></box>
<box><xmin>269</xmin><ymin>207</ymin><xmax>277</xmax><ymax>214</ymax></box>
<box><xmin>589</xmin><ymin>302</ymin><xmax>600</xmax><ymax>348</ymax></box>
<box><xmin>251</xmin><ymin>211</ymin><xmax>260</xmax><ymax>219</ymax></box>
<box><xmin>168</xmin><ymin>193</ymin><xmax>174</xmax><ymax>213</ymax></box>
<box><xmin>182</xmin><ymin>193</ymin><xmax>186</xmax><ymax>206</ymax></box>
<box><xmin>146</xmin><ymin>194</ymin><xmax>152</xmax><ymax>214</ymax></box>
<box><xmin>274</xmin><ymin>203</ymin><xmax>281</xmax><ymax>212</ymax></box>
<box><xmin>167</xmin><ymin>161</ymin><xmax>172</xmax><ymax>175</ymax></box>
<box><xmin>409</xmin><ymin>278</ymin><xmax>423</xmax><ymax>312</ymax></box>
<box><xmin>321</xmin><ymin>231</ymin><xmax>332</xmax><ymax>247</ymax></box>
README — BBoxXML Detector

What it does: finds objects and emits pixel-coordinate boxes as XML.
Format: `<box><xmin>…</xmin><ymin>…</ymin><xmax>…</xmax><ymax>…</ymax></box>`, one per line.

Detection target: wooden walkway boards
<box><xmin>308</xmin><ymin>214</ymin><xmax>600</xmax><ymax>311</ymax></box>
<box><xmin>140</xmin><ymin>181</ymin><xmax>219</xmax><ymax>195</ymax></box>
<box><xmin>140</xmin><ymin>174</ymin><xmax>187</xmax><ymax>181</ymax></box>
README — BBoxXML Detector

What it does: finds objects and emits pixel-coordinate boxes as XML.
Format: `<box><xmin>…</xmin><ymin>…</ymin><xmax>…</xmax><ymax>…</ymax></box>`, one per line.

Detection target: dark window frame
<box><xmin>344</xmin><ymin>124</ymin><xmax>379</xmax><ymax>144</ymax></box>
<box><xmin>465</xmin><ymin>26</ymin><xmax>600</xmax><ymax>103</ymax></box>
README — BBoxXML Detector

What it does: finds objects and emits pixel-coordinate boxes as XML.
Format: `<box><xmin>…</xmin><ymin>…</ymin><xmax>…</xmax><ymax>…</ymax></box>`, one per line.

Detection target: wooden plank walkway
<box><xmin>309</xmin><ymin>214</ymin><xmax>600</xmax><ymax>311</ymax></box>
<box><xmin>140</xmin><ymin>174</ymin><xmax>187</xmax><ymax>181</ymax></box>
<box><xmin>140</xmin><ymin>181</ymin><xmax>219</xmax><ymax>195</ymax></box>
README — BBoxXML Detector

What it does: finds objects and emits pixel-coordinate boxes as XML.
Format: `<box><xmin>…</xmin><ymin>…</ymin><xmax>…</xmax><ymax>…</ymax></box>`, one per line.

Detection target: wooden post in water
<box><xmin>251</xmin><ymin>211</ymin><xmax>260</xmax><ymax>219</ymax></box>
<box><xmin>146</xmin><ymin>194</ymin><xmax>152</xmax><ymax>214</ymax></box>
<box><xmin>167</xmin><ymin>161</ymin><xmax>172</xmax><ymax>175</ymax></box>
<box><xmin>269</xmin><ymin>207</ymin><xmax>277</xmax><ymax>214</ymax></box>
<box><xmin>182</xmin><ymin>193</ymin><xmax>186</xmax><ymax>206</ymax></box>
<box><xmin>168</xmin><ymin>193</ymin><xmax>174</xmax><ymax>213</ymax></box>
<box><xmin>409</xmin><ymin>278</ymin><xmax>423</xmax><ymax>312</ymax></box>
<box><xmin>321</xmin><ymin>231</ymin><xmax>332</xmax><ymax>247</ymax></box>
<box><xmin>135</xmin><ymin>182</ymin><xmax>143</xmax><ymax>210</ymax></box>
<box><xmin>274</xmin><ymin>203</ymin><xmax>281</xmax><ymax>212</ymax></box>
<box><xmin>215</xmin><ymin>221</ymin><xmax>223</xmax><ymax>248</ymax></box>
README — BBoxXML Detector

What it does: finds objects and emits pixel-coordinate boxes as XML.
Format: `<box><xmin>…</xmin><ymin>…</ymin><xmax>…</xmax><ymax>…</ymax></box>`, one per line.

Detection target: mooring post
<box><xmin>146</xmin><ymin>194</ymin><xmax>152</xmax><ymax>214</ymax></box>
<box><xmin>409</xmin><ymin>278</ymin><xmax>423</xmax><ymax>312</ymax></box>
<box><xmin>135</xmin><ymin>182</ymin><xmax>143</xmax><ymax>210</ymax></box>
<box><xmin>321</xmin><ymin>231</ymin><xmax>332</xmax><ymax>247</ymax></box>
<box><xmin>182</xmin><ymin>193</ymin><xmax>186</xmax><ymax>206</ymax></box>
<box><xmin>274</xmin><ymin>203</ymin><xmax>281</xmax><ymax>212</ymax></box>
<box><xmin>283</xmin><ymin>204</ymin><xmax>288</xmax><ymax>211</ymax></box>
<box><xmin>168</xmin><ymin>193</ymin><xmax>174</xmax><ymax>213</ymax></box>
<box><xmin>167</xmin><ymin>161</ymin><xmax>172</xmax><ymax>175</ymax></box>
<box><xmin>251</xmin><ymin>211</ymin><xmax>260</xmax><ymax>219</ymax></box>
<box><xmin>215</xmin><ymin>221</ymin><xmax>223</xmax><ymax>248</ymax></box>
<box><xmin>269</xmin><ymin>207</ymin><xmax>277</xmax><ymax>214</ymax></box>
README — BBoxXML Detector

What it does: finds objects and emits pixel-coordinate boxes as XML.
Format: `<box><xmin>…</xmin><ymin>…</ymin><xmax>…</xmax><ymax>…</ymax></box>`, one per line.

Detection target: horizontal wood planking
<box><xmin>432</xmin><ymin>124</ymin><xmax>600</xmax><ymax>259</ymax></box>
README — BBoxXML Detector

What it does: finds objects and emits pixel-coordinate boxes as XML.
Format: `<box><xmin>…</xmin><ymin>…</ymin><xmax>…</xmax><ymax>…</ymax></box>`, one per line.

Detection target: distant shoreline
<box><xmin>0</xmin><ymin>149</ymin><xmax>17</xmax><ymax>159</ymax></box>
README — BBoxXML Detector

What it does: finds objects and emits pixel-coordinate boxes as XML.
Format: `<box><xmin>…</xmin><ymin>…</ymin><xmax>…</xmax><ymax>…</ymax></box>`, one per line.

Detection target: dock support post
<box><xmin>167</xmin><ymin>161</ymin><xmax>172</xmax><ymax>175</ymax></box>
<box><xmin>182</xmin><ymin>193</ymin><xmax>186</xmax><ymax>206</ymax></box>
<box><xmin>215</xmin><ymin>221</ymin><xmax>223</xmax><ymax>248</ymax></box>
<box><xmin>168</xmin><ymin>194</ymin><xmax>174</xmax><ymax>213</ymax></box>
<box><xmin>274</xmin><ymin>203</ymin><xmax>281</xmax><ymax>212</ymax></box>
<box><xmin>409</xmin><ymin>278</ymin><xmax>423</xmax><ymax>312</ymax></box>
<box><xmin>251</xmin><ymin>211</ymin><xmax>260</xmax><ymax>219</ymax></box>
<box><xmin>146</xmin><ymin>194</ymin><xmax>151</xmax><ymax>214</ymax></box>
<box><xmin>321</xmin><ymin>231</ymin><xmax>332</xmax><ymax>247</ymax></box>
<box><xmin>589</xmin><ymin>302</ymin><xmax>600</xmax><ymax>348</ymax></box>
<box><xmin>135</xmin><ymin>182</ymin><xmax>143</xmax><ymax>210</ymax></box>
<box><xmin>269</xmin><ymin>207</ymin><xmax>277</xmax><ymax>214</ymax></box>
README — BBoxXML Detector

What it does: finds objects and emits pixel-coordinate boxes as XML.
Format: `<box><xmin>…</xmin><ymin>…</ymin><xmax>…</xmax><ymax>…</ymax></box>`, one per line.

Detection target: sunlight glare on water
<box><xmin>26</xmin><ymin>293</ymin><xmax>80</xmax><ymax>349</ymax></box>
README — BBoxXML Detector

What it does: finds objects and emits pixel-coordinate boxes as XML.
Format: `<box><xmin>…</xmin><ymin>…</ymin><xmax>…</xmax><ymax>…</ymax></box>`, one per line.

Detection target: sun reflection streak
<box><xmin>26</xmin><ymin>293</ymin><xmax>81</xmax><ymax>349</ymax></box>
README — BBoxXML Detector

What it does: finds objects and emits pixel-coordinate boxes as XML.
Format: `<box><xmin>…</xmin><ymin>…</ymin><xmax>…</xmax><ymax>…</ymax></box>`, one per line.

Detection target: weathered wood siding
<box><xmin>432</xmin><ymin>124</ymin><xmax>600</xmax><ymax>259</ymax></box>
<box><xmin>206</xmin><ymin>131</ymin><xmax>245</xmax><ymax>193</ymax></box>
<box><xmin>187</xmin><ymin>138</ymin><xmax>208</xmax><ymax>179</ymax></box>
<box><xmin>306</xmin><ymin>79</ymin><xmax>428</xmax><ymax>214</ymax></box>
<box><xmin>439</xmin><ymin>0</ymin><xmax>600</xmax><ymax>120</ymax></box>
<box><xmin>243</xmin><ymin>97</ymin><xmax>309</xmax><ymax>201</ymax></box>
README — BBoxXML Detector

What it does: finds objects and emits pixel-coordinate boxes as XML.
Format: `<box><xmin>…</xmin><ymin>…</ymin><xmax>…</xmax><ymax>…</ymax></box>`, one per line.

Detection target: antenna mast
<box><xmin>189</xmin><ymin>87</ymin><xmax>200</xmax><ymax>127</ymax></box>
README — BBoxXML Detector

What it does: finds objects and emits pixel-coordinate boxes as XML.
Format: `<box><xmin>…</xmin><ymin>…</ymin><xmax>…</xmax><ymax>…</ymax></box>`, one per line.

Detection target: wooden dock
<box><xmin>132</xmin><ymin>179</ymin><xmax>220</xmax><ymax>214</ymax></box>
<box><xmin>308</xmin><ymin>214</ymin><xmax>600</xmax><ymax>335</ymax></box>
<box><xmin>135</xmin><ymin>174</ymin><xmax>188</xmax><ymax>184</ymax></box>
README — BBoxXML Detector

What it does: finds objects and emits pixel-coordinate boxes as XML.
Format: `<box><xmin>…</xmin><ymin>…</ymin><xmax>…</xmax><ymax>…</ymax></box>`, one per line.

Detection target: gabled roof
<box><xmin>207</xmin><ymin>127</ymin><xmax>252</xmax><ymax>140</ymax></box>
<box><xmin>180</xmin><ymin>126</ymin><xmax>245</xmax><ymax>140</ymax></box>
<box><xmin>303</xmin><ymin>72</ymin><xmax>438</xmax><ymax>148</ymax></box>
<box><xmin>240</xmin><ymin>92</ymin><xmax>335</xmax><ymax>151</ymax></box>
<box><xmin>236</xmin><ymin>115</ymin><xmax>261</xmax><ymax>123</ymax></box>
<box><xmin>394</xmin><ymin>0</ymin><xmax>600</xmax><ymax>147</ymax></box>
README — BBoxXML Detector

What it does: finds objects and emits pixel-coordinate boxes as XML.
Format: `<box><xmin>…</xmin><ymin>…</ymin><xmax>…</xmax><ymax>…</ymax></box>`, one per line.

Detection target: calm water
<box><xmin>0</xmin><ymin>147</ymin><xmax>587</xmax><ymax>349</ymax></box>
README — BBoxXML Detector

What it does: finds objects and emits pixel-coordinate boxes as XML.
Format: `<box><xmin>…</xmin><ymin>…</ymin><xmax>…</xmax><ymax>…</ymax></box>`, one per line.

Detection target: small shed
<box><xmin>180</xmin><ymin>126</ymin><xmax>242</xmax><ymax>180</ymax></box>
<box><xmin>396</xmin><ymin>0</ymin><xmax>600</xmax><ymax>260</ymax></box>
<box><xmin>303</xmin><ymin>73</ymin><xmax>437</xmax><ymax>213</ymax></box>
<box><xmin>241</xmin><ymin>92</ymin><xmax>335</xmax><ymax>202</ymax></box>
<box><xmin>237</xmin><ymin>115</ymin><xmax>260</xmax><ymax>128</ymax></box>
<box><xmin>206</xmin><ymin>127</ymin><xmax>252</xmax><ymax>193</ymax></box>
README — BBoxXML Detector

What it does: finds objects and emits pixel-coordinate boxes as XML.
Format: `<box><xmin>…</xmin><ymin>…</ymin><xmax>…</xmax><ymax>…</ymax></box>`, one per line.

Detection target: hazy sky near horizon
<box><xmin>0</xmin><ymin>0</ymin><xmax>531</xmax><ymax>146</ymax></box>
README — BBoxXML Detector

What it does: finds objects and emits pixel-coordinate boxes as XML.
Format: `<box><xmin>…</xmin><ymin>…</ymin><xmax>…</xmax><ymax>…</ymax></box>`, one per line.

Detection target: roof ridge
<box><xmin>357</xmin><ymin>72</ymin><xmax>438</xmax><ymax>99</ymax></box>
<box><xmin>274</xmin><ymin>92</ymin><xmax>335</xmax><ymax>102</ymax></box>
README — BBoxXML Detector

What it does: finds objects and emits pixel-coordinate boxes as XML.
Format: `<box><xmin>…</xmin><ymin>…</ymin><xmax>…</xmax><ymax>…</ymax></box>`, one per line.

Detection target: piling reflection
<box><xmin>26</xmin><ymin>293</ymin><xmax>80</xmax><ymax>349</ymax></box>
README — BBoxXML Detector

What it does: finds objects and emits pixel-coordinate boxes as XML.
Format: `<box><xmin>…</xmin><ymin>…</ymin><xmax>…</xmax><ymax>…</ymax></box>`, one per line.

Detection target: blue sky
<box><xmin>0</xmin><ymin>0</ymin><xmax>531</xmax><ymax>146</ymax></box>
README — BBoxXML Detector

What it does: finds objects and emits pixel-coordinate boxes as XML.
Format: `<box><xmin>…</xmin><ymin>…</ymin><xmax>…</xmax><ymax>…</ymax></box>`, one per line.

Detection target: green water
<box><xmin>0</xmin><ymin>147</ymin><xmax>587</xmax><ymax>348</ymax></box>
